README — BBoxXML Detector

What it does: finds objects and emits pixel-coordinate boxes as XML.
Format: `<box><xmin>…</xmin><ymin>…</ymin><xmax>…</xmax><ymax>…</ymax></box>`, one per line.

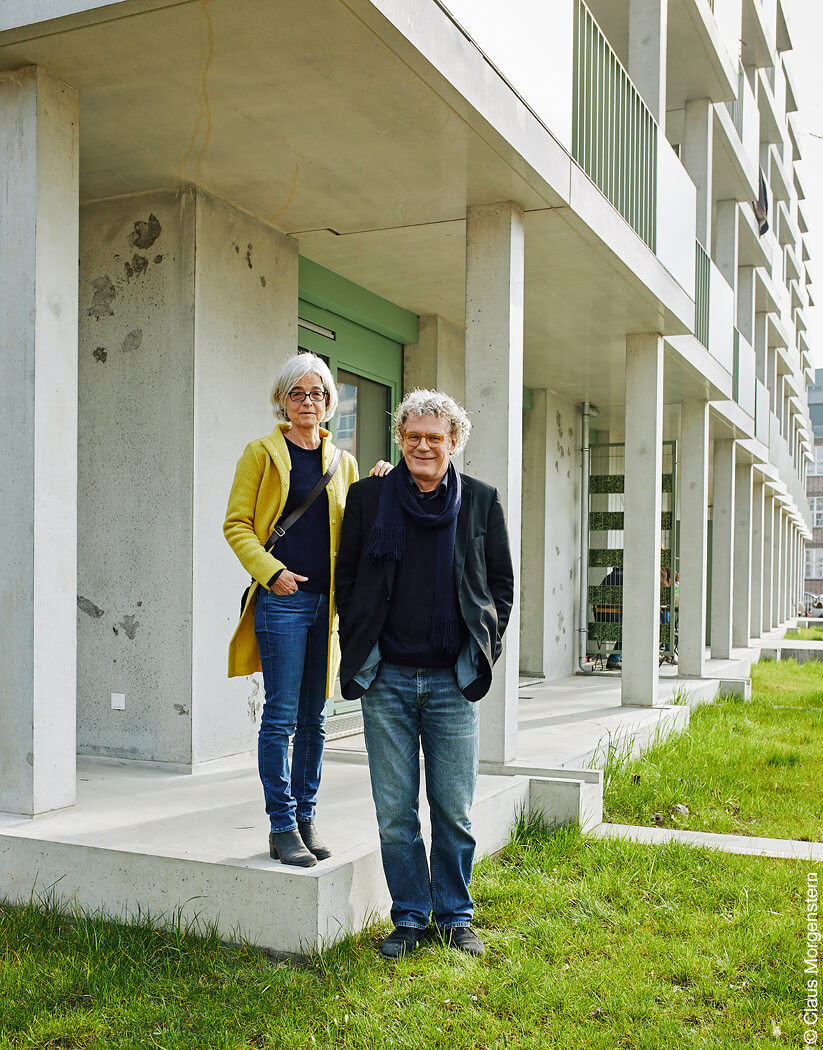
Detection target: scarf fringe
<box><xmin>431</xmin><ymin>616</ymin><xmax>460</xmax><ymax>653</ymax></box>
<box><xmin>368</xmin><ymin>522</ymin><xmax>406</xmax><ymax>561</ymax></box>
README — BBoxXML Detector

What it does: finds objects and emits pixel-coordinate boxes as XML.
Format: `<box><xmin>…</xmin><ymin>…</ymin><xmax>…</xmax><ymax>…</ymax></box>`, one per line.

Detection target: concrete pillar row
<box><xmin>762</xmin><ymin>491</ymin><xmax>775</xmax><ymax>633</ymax></box>
<box><xmin>678</xmin><ymin>399</ymin><xmax>710</xmax><ymax>677</ymax></box>
<box><xmin>0</xmin><ymin>67</ymin><xmax>79</xmax><ymax>816</ymax></box>
<box><xmin>683</xmin><ymin>99</ymin><xmax>714</xmax><ymax>250</ymax></box>
<box><xmin>621</xmin><ymin>333</ymin><xmax>664</xmax><ymax>707</ymax></box>
<box><xmin>732</xmin><ymin>461</ymin><xmax>754</xmax><ymax>648</ymax></box>
<box><xmin>710</xmin><ymin>439</ymin><xmax>736</xmax><ymax>659</ymax></box>
<box><xmin>628</xmin><ymin>0</ymin><xmax>668</xmax><ymax>133</ymax></box>
<box><xmin>464</xmin><ymin>202</ymin><xmax>524</xmax><ymax>763</ymax></box>
<box><xmin>750</xmin><ymin>479</ymin><xmax>765</xmax><ymax>639</ymax></box>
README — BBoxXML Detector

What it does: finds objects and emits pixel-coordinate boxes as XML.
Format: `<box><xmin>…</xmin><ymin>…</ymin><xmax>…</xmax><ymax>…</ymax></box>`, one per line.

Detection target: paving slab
<box><xmin>592</xmin><ymin>822</ymin><xmax>823</xmax><ymax>861</ymax></box>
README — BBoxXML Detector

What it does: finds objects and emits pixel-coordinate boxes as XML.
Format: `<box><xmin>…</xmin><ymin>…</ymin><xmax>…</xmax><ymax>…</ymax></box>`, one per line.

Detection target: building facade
<box><xmin>804</xmin><ymin>368</ymin><xmax>823</xmax><ymax>597</ymax></box>
<box><xmin>0</xmin><ymin>0</ymin><xmax>814</xmax><ymax>818</ymax></box>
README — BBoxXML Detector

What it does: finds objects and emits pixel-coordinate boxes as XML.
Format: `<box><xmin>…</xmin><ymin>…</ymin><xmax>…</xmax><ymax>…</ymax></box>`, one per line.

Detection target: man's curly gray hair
<box><xmin>393</xmin><ymin>389</ymin><xmax>472</xmax><ymax>454</ymax></box>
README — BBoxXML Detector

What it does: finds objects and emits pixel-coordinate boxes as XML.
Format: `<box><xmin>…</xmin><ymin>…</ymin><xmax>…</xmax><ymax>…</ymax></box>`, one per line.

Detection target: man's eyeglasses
<box><xmin>288</xmin><ymin>388</ymin><xmax>328</xmax><ymax>403</ymax></box>
<box><xmin>402</xmin><ymin>431</ymin><xmax>447</xmax><ymax>448</ymax></box>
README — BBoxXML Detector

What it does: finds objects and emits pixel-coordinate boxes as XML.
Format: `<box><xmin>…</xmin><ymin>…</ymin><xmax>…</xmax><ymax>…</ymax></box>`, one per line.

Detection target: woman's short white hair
<box><xmin>393</xmin><ymin>388</ymin><xmax>472</xmax><ymax>454</ymax></box>
<box><xmin>271</xmin><ymin>353</ymin><xmax>338</xmax><ymax>423</ymax></box>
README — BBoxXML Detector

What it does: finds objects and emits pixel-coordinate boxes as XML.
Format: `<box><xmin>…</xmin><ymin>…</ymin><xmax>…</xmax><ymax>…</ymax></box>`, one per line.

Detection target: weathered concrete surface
<box><xmin>77</xmin><ymin>186</ymin><xmax>297</xmax><ymax>767</ymax></box>
<box><xmin>0</xmin><ymin>66</ymin><xmax>79</xmax><ymax>815</ymax></box>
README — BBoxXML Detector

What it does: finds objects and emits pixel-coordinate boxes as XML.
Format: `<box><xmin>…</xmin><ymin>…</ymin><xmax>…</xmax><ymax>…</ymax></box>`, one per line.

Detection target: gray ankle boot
<box><xmin>269</xmin><ymin>829</ymin><xmax>317</xmax><ymax>867</ymax></box>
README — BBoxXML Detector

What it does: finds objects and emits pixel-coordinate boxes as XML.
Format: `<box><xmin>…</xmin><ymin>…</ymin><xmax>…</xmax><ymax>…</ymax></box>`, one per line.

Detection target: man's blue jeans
<box><xmin>254</xmin><ymin>588</ymin><xmax>329</xmax><ymax>833</ymax></box>
<box><xmin>360</xmin><ymin>662</ymin><xmax>480</xmax><ymax>930</ymax></box>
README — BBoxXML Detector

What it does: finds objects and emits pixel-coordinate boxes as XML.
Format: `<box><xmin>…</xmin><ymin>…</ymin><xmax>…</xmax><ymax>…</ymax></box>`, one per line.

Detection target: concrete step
<box><xmin>0</xmin><ymin>757</ymin><xmax>531</xmax><ymax>958</ymax></box>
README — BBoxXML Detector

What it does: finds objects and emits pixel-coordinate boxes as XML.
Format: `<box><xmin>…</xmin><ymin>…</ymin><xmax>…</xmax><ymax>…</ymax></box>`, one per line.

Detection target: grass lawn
<box><xmin>603</xmin><ymin>659</ymin><xmax>823</xmax><ymax>841</ymax></box>
<box><xmin>784</xmin><ymin>626</ymin><xmax>823</xmax><ymax>641</ymax></box>
<box><xmin>0</xmin><ymin>824</ymin><xmax>812</xmax><ymax>1049</ymax></box>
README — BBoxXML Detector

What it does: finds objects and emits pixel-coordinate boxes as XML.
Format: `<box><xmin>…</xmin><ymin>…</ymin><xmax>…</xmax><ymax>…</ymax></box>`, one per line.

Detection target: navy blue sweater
<box><xmin>270</xmin><ymin>442</ymin><xmax>330</xmax><ymax>593</ymax></box>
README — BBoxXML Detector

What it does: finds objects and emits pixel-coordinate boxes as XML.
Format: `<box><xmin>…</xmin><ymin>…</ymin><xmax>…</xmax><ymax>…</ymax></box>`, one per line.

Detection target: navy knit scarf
<box><xmin>368</xmin><ymin>459</ymin><xmax>462</xmax><ymax>652</ymax></box>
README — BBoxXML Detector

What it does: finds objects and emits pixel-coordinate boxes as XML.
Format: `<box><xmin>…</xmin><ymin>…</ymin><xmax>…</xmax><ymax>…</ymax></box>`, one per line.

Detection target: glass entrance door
<box><xmin>296</xmin><ymin>299</ymin><xmax>403</xmax><ymax>715</ymax></box>
<box><xmin>335</xmin><ymin>369</ymin><xmax>392</xmax><ymax>476</ymax></box>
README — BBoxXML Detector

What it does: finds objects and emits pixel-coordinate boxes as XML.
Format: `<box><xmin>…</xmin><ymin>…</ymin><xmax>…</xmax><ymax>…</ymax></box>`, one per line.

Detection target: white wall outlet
<box><xmin>111</xmin><ymin>692</ymin><xmax>126</xmax><ymax>710</ymax></box>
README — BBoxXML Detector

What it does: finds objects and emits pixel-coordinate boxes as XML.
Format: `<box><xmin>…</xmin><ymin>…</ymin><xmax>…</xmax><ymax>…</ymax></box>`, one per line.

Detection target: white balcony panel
<box><xmin>757</xmin><ymin>69</ymin><xmax>782</xmax><ymax>145</ymax></box>
<box><xmin>735</xmin><ymin>331</ymin><xmax>756</xmax><ymax>418</ymax></box>
<box><xmin>657</xmin><ymin>140</ymin><xmax>696</xmax><ymax>296</ymax></box>
<box><xmin>739</xmin><ymin>203</ymin><xmax>771</xmax><ymax>267</ymax></box>
<box><xmin>713</xmin><ymin>103</ymin><xmax>758</xmax><ymax>202</ymax></box>
<box><xmin>666</xmin><ymin>0</ymin><xmax>737</xmax><ymax>110</ymax></box>
<box><xmin>440</xmin><ymin>0</ymin><xmax>574</xmax><ymax>152</ymax></box>
<box><xmin>741</xmin><ymin>0</ymin><xmax>775</xmax><ymax>70</ymax></box>
<box><xmin>708</xmin><ymin>258</ymin><xmax>734</xmax><ymax>373</ymax></box>
<box><xmin>754</xmin><ymin>379</ymin><xmax>770</xmax><ymax>444</ymax></box>
<box><xmin>769</xmin><ymin>144</ymin><xmax>791</xmax><ymax>202</ymax></box>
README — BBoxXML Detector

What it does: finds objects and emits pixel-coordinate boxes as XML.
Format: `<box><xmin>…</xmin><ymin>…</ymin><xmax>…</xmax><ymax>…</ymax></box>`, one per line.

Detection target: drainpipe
<box><xmin>578</xmin><ymin>401</ymin><xmax>594</xmax><ymax>673</ymax></box>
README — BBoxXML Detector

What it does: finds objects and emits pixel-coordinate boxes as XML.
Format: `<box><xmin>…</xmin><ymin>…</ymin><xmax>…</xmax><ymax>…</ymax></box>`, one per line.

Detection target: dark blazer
<box><xmin>335</xmin><ymin>472</ymin><xmax>515</xmax><ymax>701</ymax></box>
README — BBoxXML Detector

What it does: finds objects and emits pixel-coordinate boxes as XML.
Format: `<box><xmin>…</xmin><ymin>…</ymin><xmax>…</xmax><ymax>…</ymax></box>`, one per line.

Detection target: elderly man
<box><xmin>335</xmin><ymin>389</ymin><xmax>514</xmax><ymax>959</ymax></box>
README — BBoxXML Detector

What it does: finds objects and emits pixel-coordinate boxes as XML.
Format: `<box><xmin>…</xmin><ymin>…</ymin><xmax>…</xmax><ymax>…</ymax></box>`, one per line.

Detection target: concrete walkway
<box><xmin>0</xmin><ymin>635</ymin><xmax>795</xmax><ymax>955</ymax></box>
<box><xmin>592</xmin><ymin>823</ymin><xmax>823</xmax><ymax>862</ymax></box>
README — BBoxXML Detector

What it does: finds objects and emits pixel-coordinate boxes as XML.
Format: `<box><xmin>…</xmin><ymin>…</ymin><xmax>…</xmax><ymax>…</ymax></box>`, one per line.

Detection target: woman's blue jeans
<box><xmin>254</xmin><ymin>588</ymin><xmax>329</xmax><ymax>833</ymax></box>
<box><xmin>360</xmin><ymin>662</ymin><xmax>480</xmax><ymax>930</ymax></box>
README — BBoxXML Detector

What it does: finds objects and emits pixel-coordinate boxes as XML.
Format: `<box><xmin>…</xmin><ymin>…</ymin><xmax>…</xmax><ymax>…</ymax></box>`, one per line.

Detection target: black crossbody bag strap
<box><xmin>263</xmin><ymin>446</ymin><xmax>343</xmax><ymax>553</ymax></box>
<box><xmin>240</xmin><ymin>447</ymin><xmax>344</xmax><ymax>618</ymax></box>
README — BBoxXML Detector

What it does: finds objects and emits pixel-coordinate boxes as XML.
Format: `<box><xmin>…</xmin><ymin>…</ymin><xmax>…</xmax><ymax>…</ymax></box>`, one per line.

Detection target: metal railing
<box><xmin>572</xmin><ymin>0</ymin><xmax>658</xmax><ymax>250</ymax></box>
<box><xmin>695</xmin><ymin>241</ymin><xmax>710</xmax><ymax>348</ymax></box>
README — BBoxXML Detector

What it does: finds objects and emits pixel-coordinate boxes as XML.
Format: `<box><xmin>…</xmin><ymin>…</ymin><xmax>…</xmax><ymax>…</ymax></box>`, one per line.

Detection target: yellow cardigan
<box><xmin>223</xmin><ymin>424</ymin><xmax>359</xmax><ymax>691</ymax></box>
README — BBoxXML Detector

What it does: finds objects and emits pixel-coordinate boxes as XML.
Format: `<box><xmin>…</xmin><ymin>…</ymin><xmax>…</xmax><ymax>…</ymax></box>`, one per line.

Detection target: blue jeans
<box><xmin>361</xmin><ymin>662</ymin><xmax>480</xmax><ymax>930</ymax></box>
<box><xmin>254</xmin><ymin>589</ymin><xmax>329</xmax><ymax>833</ymax></box>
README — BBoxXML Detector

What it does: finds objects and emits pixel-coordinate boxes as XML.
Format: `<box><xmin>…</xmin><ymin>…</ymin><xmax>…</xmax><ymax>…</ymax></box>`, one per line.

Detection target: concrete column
<box><xmin>754</xmin><ymin>313</ymin><xmax>768</xmax><ymax>384</ymax></box>
<box><xmin>628</xmin><ymin>0</ymin><xmax>668</xmax><ymax>132</ymax></box>
<box><xmin>0</xmin><ymin>67</ymin><xmax>79</xmax><ymax>815</ymax></box>
<box><xmin>464</xmin><ymin>202</ymin><xmax>524</xmax><ymax>763</ymax></box>
<box><xmin>775</xmin><ymin>507</ymin><xmax>786</xmax><ymax>623</ymax></box>
<box><xmin>678</xmin><ymin>400</ymin><xmax>710</xmax><ymax>676</ymax></box>
<box><xmin>715</xmin><ymin>202</ymin><xmax>739</xmax><ymax>298</ymax></box>
<box><xmin>737</xmin><ymin>267</ymin><xmax>756</xmax><ymax>346</ymax></box>
<box><xmin>683</xmin><ymin>99</ymin><xmax>714</xmax><ymax>249</ymax></box>
<box><xmin>404</xmin><ymin>314</ymin><xmax>465</xmax><ymax>404</ymax></box>
<box><xmin>762</xmin><ymin>491</ymin><xmax>774</xmax><ymax>632</ymax></box>
<box><xmin>710</xmin><ymin>440</ymin><xmax>736</xmax><ymax>659</ymax></box>
<box><xmin>750</xmin><ymin>479</ymin><xmax>765</xmax><ymax>638</ymax></box>
<box><xmin>732</xmin><ymin>461</ymin><xmax>753</xmax><ymax>647</ymax></box>
<box><xmin>621</xmin><ymin>334</ymin><xmax>664</xmax><ymax>707</ymax></box>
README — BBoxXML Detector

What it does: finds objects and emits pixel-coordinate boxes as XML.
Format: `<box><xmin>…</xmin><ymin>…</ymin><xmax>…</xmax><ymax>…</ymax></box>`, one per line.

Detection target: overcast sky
<box><xmin>784</xmin><ymin>0</ymin><xmax>822</xmax><ymax>370</ymax></box>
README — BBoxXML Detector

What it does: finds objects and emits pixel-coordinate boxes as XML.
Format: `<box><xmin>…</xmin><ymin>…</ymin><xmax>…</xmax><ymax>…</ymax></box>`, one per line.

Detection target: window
<box><xmin>806</xmin><ymin>548</ymin><xmax>823</xmax><ymax>579</ymax></box>
<box><xmin>812</xmin><ymin>497</ymin><xmax>823</xmax><ymax>529</ymax></box>
<box><xmin>810</xmin><ymin>445</ymin><xmax>823</xmax><ymax>476</ymax></box>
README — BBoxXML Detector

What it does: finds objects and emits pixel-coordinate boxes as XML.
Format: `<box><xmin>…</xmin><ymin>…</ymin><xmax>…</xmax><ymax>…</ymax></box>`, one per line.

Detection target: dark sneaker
<box><xmin>379</xmin><ymin>926</ymin><xmax>425</xmax><ymax>960</ymax></box>
<box><xmin>443</xmin><ymin>926</ymin><xmax>485</xmax><ymax>956</ymax></box>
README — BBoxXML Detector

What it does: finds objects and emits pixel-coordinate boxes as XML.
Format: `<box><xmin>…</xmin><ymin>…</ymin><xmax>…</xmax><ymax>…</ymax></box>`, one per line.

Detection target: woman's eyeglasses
<box><xmin>402</xmin><ymin>431</ymin><xmax>447</xmax><ymax>447</ymax></box>
<box><xmin>288</xmin><ymin>389</ymin><xmax>328</xmax><ymax>403</ymax></box>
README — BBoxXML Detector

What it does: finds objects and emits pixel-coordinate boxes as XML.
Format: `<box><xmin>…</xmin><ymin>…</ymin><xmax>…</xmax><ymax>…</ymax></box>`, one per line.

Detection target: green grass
<box><xmin>784</xmin><ymin>625</ymin><xmax>823</xmax><ymax>641</ymax></box>
<box><xmin>603</xmin><ymin>659</ymin><xmax>823</xmax><ymax>840</ymax></box>
<box><xmin>0</xmin><ymin>823</ymin><xmax>812</xmax><ymax>1049</ymax></box>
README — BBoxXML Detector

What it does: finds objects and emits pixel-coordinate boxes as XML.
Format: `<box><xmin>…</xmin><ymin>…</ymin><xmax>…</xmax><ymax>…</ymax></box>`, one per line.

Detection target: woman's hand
<box><xmin>369</xmin><ymin>460</ymin><xmax>393</xmax><ymax>477</ymax></box>
<box><xmin>271</xmin><ymin>570</ymin><xmax>308</xmax><ymax>595</ymax></box>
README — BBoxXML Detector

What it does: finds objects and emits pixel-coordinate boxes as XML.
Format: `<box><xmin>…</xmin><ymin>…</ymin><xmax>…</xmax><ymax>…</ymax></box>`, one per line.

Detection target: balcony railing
<box><xmin>572</xmin><ymin>0</ymin><xmax>657</xmax><ymax>250</ymax></box>
<box><xmin>695</xmin><ymin>241</ymin><xmax>710</xmax><ymax>348</ymax></box>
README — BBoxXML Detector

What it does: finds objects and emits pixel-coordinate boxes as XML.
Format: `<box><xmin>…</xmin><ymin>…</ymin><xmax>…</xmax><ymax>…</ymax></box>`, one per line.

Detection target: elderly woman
<box><xmin>224</xmin><ymin>353</ymin><xmax>389</xmax><ymax>868</ymax></box>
